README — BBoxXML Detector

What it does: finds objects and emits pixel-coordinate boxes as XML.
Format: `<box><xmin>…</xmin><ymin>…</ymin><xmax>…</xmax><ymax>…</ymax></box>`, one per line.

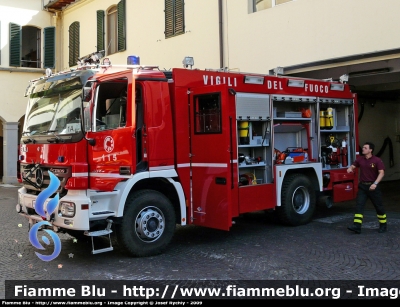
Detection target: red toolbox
<box><xmin>287</xmin><ymin>147</ymin><xmax>305</xmax><ymax>163</ymax></box>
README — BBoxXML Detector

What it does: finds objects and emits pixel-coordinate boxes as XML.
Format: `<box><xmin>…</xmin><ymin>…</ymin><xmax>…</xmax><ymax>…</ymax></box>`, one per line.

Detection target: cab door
<box><xmin>189</xmin><ymin>85</ymin><xmax>236</xmax><ymax>230</ymax></box>
<box><xmin>86</xmin><ymin>79</ymin><xmax>135</xmax><ymax>191</ymax></box>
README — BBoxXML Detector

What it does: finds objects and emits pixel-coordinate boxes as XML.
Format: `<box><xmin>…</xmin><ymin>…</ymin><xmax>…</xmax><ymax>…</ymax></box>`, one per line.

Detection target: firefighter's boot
<box><xmin>377</xmin><ymin>214</ymin><xmax>387</xmax><ymax>233</ymax></box>
<box><xmin>378</xmin><ymin>223</ymin><xmax>387</xmax><ymax>233</ymax></box>
<box><xmin>347</xmin><ymin>223</ymin><xmax>361</xmax><ymax>234</ymax></box>
<box><xmin>347</xmin><ymin>214</ymin><xmax>362</xmax><ymax>234</ymax></box>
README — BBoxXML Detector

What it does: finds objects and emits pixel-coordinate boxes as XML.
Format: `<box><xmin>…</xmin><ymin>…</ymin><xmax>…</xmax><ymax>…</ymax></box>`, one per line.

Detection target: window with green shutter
<box><xmin>10</xmin><ymin>24</ymin><xmax>43</xmax><ymax>68</ymax></box>
<box><xmin>97</xmin><ymin>10</ymin><xmax>105</xmax><ymax>53</ymax></box>
<box><xmin>44</xmin><ymin>27</ymin><xmax>55</xmax><ymax>68</ymax></box>
<box><xmin>107</xmin><ymin>6</ymin><xmax>117</xmax><ymax>55</ymax></box>
<box><xmin>165</xmin><ymin>0</ymin><xmax>185</xmax><ymax>38</ymax></box>
<box><xmin>22</xmin><ymin>26</ymin><xmax>41</xmax><ymax>68</ymax></box>
<box><xmin>117</xmin><ymin>0</ymin><xmax>126</xmax><ymax>51</ymax></box>
<box><xmin>9</xmin><ymin>23</ymin><xmax>21</xmax><ymax>67</ymax></box>
<box><xmin>69</xmin><ymin>22</ymin><xmax>80</xmax><ymax>67</ymax></box>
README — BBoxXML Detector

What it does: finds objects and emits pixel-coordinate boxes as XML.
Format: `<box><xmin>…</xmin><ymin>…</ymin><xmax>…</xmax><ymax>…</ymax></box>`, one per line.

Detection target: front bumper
<box><xmin>17</xmin><ymin>187</ymin><xmax>91</xmax><ymax>231</ymax></box>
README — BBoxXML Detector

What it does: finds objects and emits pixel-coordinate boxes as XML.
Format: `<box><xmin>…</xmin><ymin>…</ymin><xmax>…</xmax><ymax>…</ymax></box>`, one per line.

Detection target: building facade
<box><xmin>1</xmin><ymin>0</ymin><xmax>400</xmax><ymax>183</ymax></box>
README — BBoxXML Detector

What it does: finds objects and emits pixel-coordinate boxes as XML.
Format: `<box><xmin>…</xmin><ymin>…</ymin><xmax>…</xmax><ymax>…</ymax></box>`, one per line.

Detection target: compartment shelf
<box><xmin>274</xmin><ymin>123</ymin><xmax>306</xmax><ymax>133</ymax></box>
<box><xmin>238</xmin><ymin>144</ymin><xmax>268</xmax><ymax>148</ymax></box>
<box><xmin>239</xmin><ymin>162</ymin><xmax>266</xmax><ymax>168</ymax></box>
<box><xmin>275</xmin><ymin>117</ymin><xmax>311</xmax><ymax>121</ymax></box>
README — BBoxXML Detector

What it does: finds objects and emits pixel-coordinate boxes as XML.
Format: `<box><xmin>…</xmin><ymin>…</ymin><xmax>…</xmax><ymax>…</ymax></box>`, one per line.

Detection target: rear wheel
<box><xmin>119</xmin><ymin>190</ymin><xmax>176</xmax><ymax>257</ymax></box>
<box><xmin>277</xmin><ymin>174</ymin><xmax>316</xmax><ymax>226</ymax></box>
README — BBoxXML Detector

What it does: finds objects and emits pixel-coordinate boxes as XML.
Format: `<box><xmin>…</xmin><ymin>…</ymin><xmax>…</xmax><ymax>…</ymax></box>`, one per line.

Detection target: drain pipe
<box><xmin>218</xmin><ymin>0</ymin><xmax>224</xmax><ymax>69</ymax></box>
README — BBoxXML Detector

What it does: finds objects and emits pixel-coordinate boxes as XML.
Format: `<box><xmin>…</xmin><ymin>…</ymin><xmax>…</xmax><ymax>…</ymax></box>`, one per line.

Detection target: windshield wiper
<box><xmin>45</xmin><ymin>130</ymin><xmax>64</xmax><ymax>143</ymax></box>
<box><xmin>23</xmin><ymin>138</ymin><xmax>36</xmax><ymax>144</ymax></box>
<box><xmin>21</xmin><ymin>131</ymin><xmax>36</xmax><ymax>144</ymax></box>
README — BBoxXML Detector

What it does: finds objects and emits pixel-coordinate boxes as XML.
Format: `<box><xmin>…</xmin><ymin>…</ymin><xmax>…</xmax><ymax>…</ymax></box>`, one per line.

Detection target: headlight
<box><xmin>59</xmin><ymin>202</ymin><xmax>76</xmax><ymax>217</ymax></box>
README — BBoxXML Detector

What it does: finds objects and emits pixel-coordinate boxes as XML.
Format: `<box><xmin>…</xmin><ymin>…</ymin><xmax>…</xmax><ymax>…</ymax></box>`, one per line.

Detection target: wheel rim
<box><xmin>291</xmin><ymin>186</ymin><xmax>310</xmax><ymax>214</ymax></box>
<box><xmin>135</xmin><ymin>206</ymin><xmax>165</xmax><ymax>243</ymax></box>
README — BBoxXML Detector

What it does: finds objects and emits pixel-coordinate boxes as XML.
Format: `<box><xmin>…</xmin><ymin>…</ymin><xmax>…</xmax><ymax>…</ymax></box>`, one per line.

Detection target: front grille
<box><xmin>20</xmin><ymin>164</ymin><xmax>71</xmax><ymax>197</ymax></box>
<box><xmin>27</xmin><ymin>208</ymin><xmax>36</xmax><ymax>215</ymax></box>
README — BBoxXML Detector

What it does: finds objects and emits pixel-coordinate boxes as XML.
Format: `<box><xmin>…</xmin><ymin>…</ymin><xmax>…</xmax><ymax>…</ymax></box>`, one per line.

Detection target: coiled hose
<box><xmin>375</xmin><ymin>137</ymin><xmax>394</xmax><ymax>167</ymax></box>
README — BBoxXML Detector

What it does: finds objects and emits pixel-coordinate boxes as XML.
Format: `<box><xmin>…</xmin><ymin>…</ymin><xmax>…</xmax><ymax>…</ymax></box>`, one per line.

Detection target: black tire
<box><xmin>118</xmin><ymin>190</ymin><xmax>176</xmax><ymax>257</ymax></box>
<box><xmin>276</xmin><ymin>174</ymin><xmax>316</xmax><ymax>226</ymax></box>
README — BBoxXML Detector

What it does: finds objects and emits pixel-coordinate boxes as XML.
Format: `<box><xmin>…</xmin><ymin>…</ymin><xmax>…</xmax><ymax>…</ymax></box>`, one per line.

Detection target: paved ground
<box><xmin>1</xmin><ymin>181</ymin><xmax>400</xmax><ymax>299</ymax></box>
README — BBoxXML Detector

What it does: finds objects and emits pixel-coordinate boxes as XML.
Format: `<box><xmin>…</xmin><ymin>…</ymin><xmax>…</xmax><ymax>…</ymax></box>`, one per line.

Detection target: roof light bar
<box><xmin>45</xmin><ymin>68</ymin><xmax>52</xmax><ymax>77</ymax></box>
<box><xmin>127</xmin><ymin>55</ymin><xmax>140</xmax><ymax>65</ymax></box>
<box><xmin>244</xmin><ymin>76</ymin><xmax>264</xmax><ymax>85</ymax></box>
<box><xmin>102</xmin><ymin>58</ymin><xmax>111</xmax><ymax>65</ymax></box>
<box><xmin>287</xmin><ymin>79</ymin><xmax>305</xmax><ymax>88</ymax></box>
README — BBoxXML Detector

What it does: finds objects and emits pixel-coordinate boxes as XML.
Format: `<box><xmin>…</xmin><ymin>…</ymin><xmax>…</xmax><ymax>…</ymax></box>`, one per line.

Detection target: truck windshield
<box><xmin>24</xmin><ymin>79</ymin><xmax>83</xmax><ymax>136</ymax></box>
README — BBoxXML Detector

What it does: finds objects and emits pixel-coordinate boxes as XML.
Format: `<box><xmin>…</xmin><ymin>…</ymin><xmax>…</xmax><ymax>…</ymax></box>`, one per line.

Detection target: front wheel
<box><xmin>118</xmin><ymin>190</ymin><xmax>176</xmax><ymax>257</ymax></box>
<box><xmin>276</xmin><ymin>173</ymin><xmax>316</xmax><ymax>226</ymax></box>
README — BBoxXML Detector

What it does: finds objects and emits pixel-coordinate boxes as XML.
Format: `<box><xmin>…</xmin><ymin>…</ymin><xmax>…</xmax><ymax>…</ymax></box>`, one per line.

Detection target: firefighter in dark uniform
<box><xmin>347</xmin><ymin>142</ymin><xmax>386</xmax><ymax>234</ymax></box>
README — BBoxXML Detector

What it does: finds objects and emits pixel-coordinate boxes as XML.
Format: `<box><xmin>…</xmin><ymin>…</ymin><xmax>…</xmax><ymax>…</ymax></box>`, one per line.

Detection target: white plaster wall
<box><xmin>60</xmin><ymin>0</ymin><xmax>221</xmax><ymax>71</ymax></box>
<box><xmin>0</xmin><ymin>0</ymin><xmax>53</xmax><ymax>122</ymax></box>
<box><xmin>225</xmin><ymin>0</ymin><xmax>400</xmax><ymax>73</ymax></box>
<box><xmin>0</xmin><ymin>71</ymin><xmax>37</xmax><ymax>123</ymax></box>
<box><xmin>59</xmin><ymin>0</ymin><xmax>400</xmax><ymax>73</ymax></box>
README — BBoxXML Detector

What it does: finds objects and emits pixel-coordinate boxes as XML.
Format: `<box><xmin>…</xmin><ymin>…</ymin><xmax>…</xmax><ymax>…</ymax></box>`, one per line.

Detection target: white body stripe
<box><xmin>177</xmin><ymin>163</ymin><xmax>228</xmax><ymax>168</ymax></box>
<box><xmin>72</xmin><ymin>172</ymin><xmax>89</xmax><ymax>177</ymax></box>
<box><xmin>149</xmin><ymin>165</ymin><xmax>175</xmax><ymax>171</ymax></box>
<box><xmin>89</xmin><ymin>172</ymin><xmax>132</xmax><ymax>178</ymax></box>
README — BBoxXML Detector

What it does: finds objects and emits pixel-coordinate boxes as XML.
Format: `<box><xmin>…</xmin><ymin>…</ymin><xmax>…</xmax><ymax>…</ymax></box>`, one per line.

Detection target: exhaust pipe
<box><xmin>318</xmin><ymin>195</ymin><xmax>333</xmax><ymax>208</ymax></box>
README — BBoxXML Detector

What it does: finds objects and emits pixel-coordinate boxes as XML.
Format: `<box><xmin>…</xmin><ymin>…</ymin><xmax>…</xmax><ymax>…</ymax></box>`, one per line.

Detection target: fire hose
<box><xmin>375</xmin><ymin>137</ymin><xmax>394</xmax><ymax>167</ymax></box>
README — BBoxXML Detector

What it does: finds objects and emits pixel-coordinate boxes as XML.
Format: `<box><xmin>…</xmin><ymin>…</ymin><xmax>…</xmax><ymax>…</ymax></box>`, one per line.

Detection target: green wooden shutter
<box><xmin>44</xmin><ymin>27</ymin><xmax>55</xmax><ymax>68</ymax></box>
<box><xmin>117</xmin><ymin>0</ymin><xmax>126</xmax><ymax>52</ymax></box>
<box><xmin>0</xmin><ymin>22</ymin><xmax>1</xmax><ymax>65</ymax></box>
<box><xmin>165</xmin><ymin>0</ymin><xmax>174</xmax><ymax>38</ymax></box>
<box><xmin>68</xmin><ymin>22</ymin><xmax>80</xmax><ymax>67</ymax></box>
<box><xmin>175</xmin><ymin>0</ymin><xmax>184</xmax><ymax>35</ymax></box>
<box><xmin>9</xmin><ymin>23</ymin><xmax>21</xmax><ymax>67</ymax></box>
<box><xmin>164</xmin><ymin>0</ymin><xmax>184</xmax><ymax>38</ymax></box>
<box><xmin>97</xmin><ymin>10</ymin><xmax>105</xmax><ymax>52</ymax></box>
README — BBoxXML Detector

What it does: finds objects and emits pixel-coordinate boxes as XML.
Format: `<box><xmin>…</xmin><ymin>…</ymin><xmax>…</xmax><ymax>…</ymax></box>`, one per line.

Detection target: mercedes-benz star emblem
<box><xmin>35</xmin><ymin>168</ymin><xmax>44</xmax><ymax>188</ymax></box>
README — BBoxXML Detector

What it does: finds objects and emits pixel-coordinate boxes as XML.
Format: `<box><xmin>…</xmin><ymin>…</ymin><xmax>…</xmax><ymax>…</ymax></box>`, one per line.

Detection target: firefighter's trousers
<box><xmin>353</xmin><ymin>183</ymin><xmax>386</xmax><ymax>225</ymax></box>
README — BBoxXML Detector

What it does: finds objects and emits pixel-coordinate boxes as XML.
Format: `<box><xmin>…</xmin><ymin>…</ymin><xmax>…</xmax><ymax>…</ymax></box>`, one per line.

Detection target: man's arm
<box><xmin>347</xmin><ymin>164</ymin><xmax>356</xmax><ymax>173</ymax></box>
<box><xmin>373</xmin><ymin>169</ymin><xmax>384</xmax><ymax>185</ymax></box>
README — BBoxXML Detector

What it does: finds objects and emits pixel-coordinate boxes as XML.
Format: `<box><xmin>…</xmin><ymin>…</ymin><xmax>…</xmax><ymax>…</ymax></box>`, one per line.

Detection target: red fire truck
<box><xmin>17</xmin><ymin>53</ymin><xmax>359</xmax><ymax>257</ymax></box>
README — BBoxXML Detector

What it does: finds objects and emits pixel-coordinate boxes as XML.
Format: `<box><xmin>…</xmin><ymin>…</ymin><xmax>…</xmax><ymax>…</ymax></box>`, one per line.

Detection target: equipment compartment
<box><xmin>333</xmin><ymin>182</ymin><xmax>354</xmax><ymax>202</ymax></box>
